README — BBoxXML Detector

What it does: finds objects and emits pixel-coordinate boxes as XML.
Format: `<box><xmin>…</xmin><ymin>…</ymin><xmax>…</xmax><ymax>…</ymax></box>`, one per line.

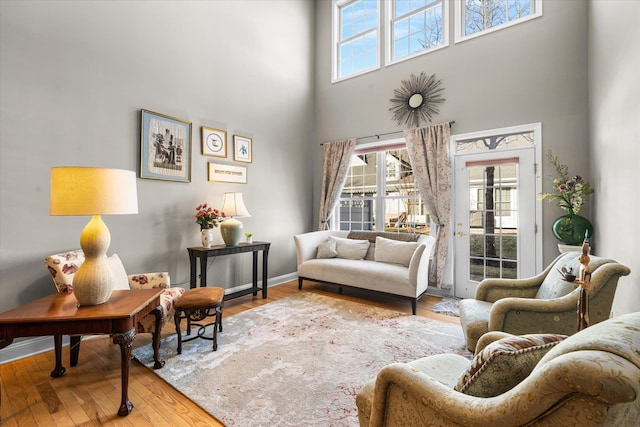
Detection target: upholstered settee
<box><xmin>356</xmin><ymin>312</ymin><xmax>640</xmax><ymax>427</ymax></box>
<box><xmin>458</xmin><ymin>251</ymin><xmax>631</xmax><ymax>352</ymax></box>
<box><xmin>294</xmin><ymin>230</ymin><xmax>435</xmax><ymax>314</ymax></box>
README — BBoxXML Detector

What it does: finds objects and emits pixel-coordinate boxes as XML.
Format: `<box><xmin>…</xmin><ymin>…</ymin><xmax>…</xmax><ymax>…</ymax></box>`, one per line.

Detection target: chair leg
<box><xmin>70</xmin><ymin>335</ymin><xmax>81</xmax><ymax>367</ymax></box>
<box><xmin>174</xmin><ymin>310</ymin><xmax>183</xmax><ymax>355</ymax></box>
<box><xmin>298</xmin><ymin>277</ymin><xmax>304</xmax><ymax>290</ymax></box>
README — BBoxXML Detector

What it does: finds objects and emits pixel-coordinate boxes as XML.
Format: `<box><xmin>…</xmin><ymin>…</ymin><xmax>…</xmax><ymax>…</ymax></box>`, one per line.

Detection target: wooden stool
<box><xmin>174</xmin><ymin>287</ymin><xmax>225</xmax><ymax>353</ymax></box>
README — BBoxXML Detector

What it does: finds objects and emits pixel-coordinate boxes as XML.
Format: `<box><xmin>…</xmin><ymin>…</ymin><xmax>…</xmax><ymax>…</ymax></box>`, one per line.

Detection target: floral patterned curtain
<box><xmin>318</xmin><ymin>138</ymin><xmax>356</xmax><ymax>230</ymax></box>
<box><xmin>404</xmin><ymin>123</ymin><xmax>451</xmax><ymax>288</ymax></box>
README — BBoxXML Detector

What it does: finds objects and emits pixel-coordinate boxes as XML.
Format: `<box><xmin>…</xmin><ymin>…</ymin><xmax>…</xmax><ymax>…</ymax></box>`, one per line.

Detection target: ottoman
<box><xmin>174</xmin><ymin>287</ymin><xmax>225</xmax><ymax>353</ymax></box>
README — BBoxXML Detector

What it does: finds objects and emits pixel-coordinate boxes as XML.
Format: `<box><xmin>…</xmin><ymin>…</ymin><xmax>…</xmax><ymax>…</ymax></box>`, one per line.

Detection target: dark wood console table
<box><xmin>0</xmin><ymin>289</ymin><xmax>163</xmax><ymax>417</ymax></box>
<box><xmin>188</xmin><ymin>242</ymin><xmax>270</xmax><ymax>300</ymax></box>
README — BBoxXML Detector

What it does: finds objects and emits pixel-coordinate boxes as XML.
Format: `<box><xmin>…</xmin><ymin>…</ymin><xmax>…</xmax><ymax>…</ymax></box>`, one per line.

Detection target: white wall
<box><xmin>589</xmin><ymin>0</ymin><xmax>640</xmax><ymax>316</ymax></box>
<box><xmin>0</xmin><ymin>0</ymin><xmax>314</xmax><ymax>319</ymax></box>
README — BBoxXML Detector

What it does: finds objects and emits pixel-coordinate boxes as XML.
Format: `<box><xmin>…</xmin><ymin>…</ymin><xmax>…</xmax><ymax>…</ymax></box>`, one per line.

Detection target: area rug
<box><xmin>431</xmin><ymin>296</ymin><xmax>462</xmax><ymax>317</ymax></box>
<box><xmin>132</xmin><ymin>292</ymin><xmax>471</xmax><ymax>427</ymax></box>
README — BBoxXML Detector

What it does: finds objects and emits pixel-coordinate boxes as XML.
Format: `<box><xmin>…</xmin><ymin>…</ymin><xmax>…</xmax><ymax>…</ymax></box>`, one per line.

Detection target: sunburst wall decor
<box><xmin>389</xmin><ymin>72</ymin><xmax>445</xmax><ymax>128</ymax></box>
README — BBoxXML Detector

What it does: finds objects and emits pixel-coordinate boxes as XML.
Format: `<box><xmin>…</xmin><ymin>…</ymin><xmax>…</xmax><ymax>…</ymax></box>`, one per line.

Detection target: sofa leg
<box><xmin>411</xmin><ymin>300</ymin><xmax>417</xmax><ymax>315</ymax></box>
<box><xmin>298</xmin><ymin>277</ymin><xmax>303</xmax><ymax>290</ymax></box>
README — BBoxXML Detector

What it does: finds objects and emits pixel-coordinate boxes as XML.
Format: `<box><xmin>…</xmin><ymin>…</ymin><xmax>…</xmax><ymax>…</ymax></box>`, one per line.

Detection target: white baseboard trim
<box><xmin>0</xmin><ymin>272</ymin><xmax>299</xmax><ymax>364</ymax></box>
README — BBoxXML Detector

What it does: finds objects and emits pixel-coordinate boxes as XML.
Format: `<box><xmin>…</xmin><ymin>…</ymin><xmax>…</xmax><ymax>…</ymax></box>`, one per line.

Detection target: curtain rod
<box><xmin>320</xmin><ymin>121</ymin><xmax>455</xmax><ymax>145</ymax></box>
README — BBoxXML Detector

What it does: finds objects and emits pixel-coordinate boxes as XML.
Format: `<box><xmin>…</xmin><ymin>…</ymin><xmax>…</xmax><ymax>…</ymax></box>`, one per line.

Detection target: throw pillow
<box><xmin>454</xmin><ymin>334</ymin><xmax>568</xmax><ymax>397</ymax></box>
<box><xmin>316</xmin><ymin>238</ymin><xmax>338</xmax><ymax>259</ymax></box>
<box><xmin>374</xmin><ymin>236</ymin><xmax>419</xmax><ymax>267</ymax></box>
<box><xmin>332</xmin><ymin>236</ymin><xmax>370</xmax><ymax>260</ymax></box>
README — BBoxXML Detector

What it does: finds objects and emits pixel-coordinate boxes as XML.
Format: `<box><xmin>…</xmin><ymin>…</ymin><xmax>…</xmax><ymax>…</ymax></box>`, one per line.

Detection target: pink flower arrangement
<box><xmin>195</xmin><ymin>203</ymin><xmax>225</xmax><ymax>230</ymax></box>
<box><xmin>539</xmin><ymin>150</ymin><xmax>594</xmax><ymax>215</ymax></box>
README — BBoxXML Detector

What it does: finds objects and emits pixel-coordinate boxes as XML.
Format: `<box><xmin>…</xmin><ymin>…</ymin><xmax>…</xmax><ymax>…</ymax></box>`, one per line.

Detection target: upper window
<box><xmin>386</xmin><ymin>0</ymin><xmax>449</xmax><ymax>64</ymax></box>
<box><xmin>455</xmin><ymin>0</ymin><xmax>542</xmax><ymax>43</ymax></box>
<box><xmin>333</xmin><ymin>0</ymin><xmax>380</xmax><ymax>82</ymax></box>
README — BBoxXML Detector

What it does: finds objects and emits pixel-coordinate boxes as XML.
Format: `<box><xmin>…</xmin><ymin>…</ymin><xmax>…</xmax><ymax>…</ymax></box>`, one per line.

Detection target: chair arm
<box><xmin>369</xmin><ymin>351</ymin><xmax>639</xmax><ymax>427</ymax></box>
<box><xmin>475</xmin><ymin>277</ymin><xmax>542</xmax><ymax>302</ymax></box>
<box><xmin>293</xmin><ymin>230</ymin><xmax>346</xmax><ymax>266</ymax></box>
<box><xmin>128</xmin><ymin>272</ymin><xmax>171</xmax><ymax>290</ymax></box>
<box><xmin>488</xmin><ymin>292</ymin><xmax>580</xmax><ymax>334</ymax></box>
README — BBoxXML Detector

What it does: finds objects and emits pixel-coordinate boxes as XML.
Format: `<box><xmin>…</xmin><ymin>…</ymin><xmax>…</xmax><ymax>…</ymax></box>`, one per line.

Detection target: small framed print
<box><xmin>233</xmin><ymin>135</ymin><xmax>252</xmax><ymax>163</ymax></box>
<box><xmin>140</xmin><ymin>109</ymin><xmax>192</xmax><ymax>182</ymax></box>
<box><xmin>208</xmin><ymin>162</ymin><xmax>247</xmax><ymax>184</ymax></box>
<box><xmin>201</xmin><ymin>126</ymin><xmax>227</xmax><ymax>158</ymax></box>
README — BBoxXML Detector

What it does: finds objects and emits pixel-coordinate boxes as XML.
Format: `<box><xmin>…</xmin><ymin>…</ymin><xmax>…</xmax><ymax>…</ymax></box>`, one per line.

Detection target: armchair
<box><xmin>356</xmin><ymin>312</ymin><xmax>640</xmax><ymax>427</ymax></box>
<box><xmin>44</xmin><ymin>250</ymin><xmax>185</xmax><ymax>366</ymax></box>
<box><xmin>458</xmin><ymin>252</ymin><xmax>630</xmax><ymax>352</ymax></box>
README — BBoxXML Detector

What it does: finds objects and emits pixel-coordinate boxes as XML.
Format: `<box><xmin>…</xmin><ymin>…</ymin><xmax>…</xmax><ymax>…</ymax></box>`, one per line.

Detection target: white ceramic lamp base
<box><xmin>220</xmin><ymin>218</ymin><xmax>243</xmax><ymax>246</ymax></box>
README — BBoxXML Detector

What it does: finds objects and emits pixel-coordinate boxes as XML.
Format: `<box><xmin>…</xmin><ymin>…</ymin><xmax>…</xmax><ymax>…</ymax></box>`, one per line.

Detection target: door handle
<box><xmin>457</xmin><ymin>231</ymin><xmax>467</xmax><ymax>237</ymax></box>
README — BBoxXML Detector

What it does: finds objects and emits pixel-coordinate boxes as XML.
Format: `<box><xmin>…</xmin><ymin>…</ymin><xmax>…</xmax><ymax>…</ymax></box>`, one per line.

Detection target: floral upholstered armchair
<box><xmin>45</xmin><ymin>250</ymin><xmax>185</xmax><ymax>365</ymax></box>
<box><xmin>357</xmin><ymin>312</ymin><xmax>640</xmax><ymax>427</ymax></box>
<box><xmin>458</xmin><ymin>251</ymin><xmax>630</xmax><ymax>352</ymax></box>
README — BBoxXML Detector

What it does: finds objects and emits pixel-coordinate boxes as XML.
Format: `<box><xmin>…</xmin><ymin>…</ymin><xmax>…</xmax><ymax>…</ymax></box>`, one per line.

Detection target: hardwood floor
<box><xmin>0</xmin><ymin>280</ymin><xmax>459</xmax><ymax>426</ymax></box>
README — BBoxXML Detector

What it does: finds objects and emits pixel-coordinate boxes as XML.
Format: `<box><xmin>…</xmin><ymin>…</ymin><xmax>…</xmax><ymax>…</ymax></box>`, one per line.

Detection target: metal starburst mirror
<box><xmin>389</xmin><ymin>72</ymin><xmax>445</xmax><ymax>128</ymax></box>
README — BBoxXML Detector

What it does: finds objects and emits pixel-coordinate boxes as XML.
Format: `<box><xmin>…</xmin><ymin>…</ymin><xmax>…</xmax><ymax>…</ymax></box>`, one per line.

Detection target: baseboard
<box><xmin>0</xmin><ymin>272</ymin><xmax>299</xmax><ymax>364</ymax></box>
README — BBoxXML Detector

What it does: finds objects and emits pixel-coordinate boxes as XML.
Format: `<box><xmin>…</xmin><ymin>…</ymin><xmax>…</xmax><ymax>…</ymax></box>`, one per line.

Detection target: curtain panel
<box><xmin>318</xmin><ymin>138</ymin><xmax>356</xmax><ymax>230</ymax></box>
<box><xmin>404</xmin><ymin>123</ymin><xmax>451</xmax><ymax>288</ymax></box>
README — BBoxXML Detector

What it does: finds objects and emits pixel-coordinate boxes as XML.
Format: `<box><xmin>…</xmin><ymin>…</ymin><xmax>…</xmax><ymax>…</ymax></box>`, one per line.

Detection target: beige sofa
<box><xmin>357</xmin><ymin>311</ymin><xmax>640</xmax><ymax>426</ymax></box>
<box><xmin>294</xmin><ymin>230</ymin><xmax>435</xmax><ymax>314</ymax></box>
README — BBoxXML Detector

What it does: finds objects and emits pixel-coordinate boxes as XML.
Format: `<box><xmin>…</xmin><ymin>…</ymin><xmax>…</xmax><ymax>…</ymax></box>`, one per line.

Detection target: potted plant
<box><xmin>539</xmin><ymin>150</ymin><xmax>594</xmax><ymax>246</ymax></box>
<box><xmin>245</xmin><ymin>232</ymin><xmax>253</xmax><ymax>244</ymax></box>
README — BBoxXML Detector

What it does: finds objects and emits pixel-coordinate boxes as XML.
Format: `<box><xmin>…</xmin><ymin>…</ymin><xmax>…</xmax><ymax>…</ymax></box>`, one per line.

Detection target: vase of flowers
<box><xmin>195</xmin><ymin>203</ymin><xmax>225</xmax><ymax>248</ymax></box>
<box><xmin>539</xmin><ymin>150</ymin><xmax>594</xmax><ymax>246</ymax></box>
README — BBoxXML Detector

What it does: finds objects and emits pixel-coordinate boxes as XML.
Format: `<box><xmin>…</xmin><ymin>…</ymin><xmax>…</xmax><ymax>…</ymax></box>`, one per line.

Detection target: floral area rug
<box><xmin>132</xmin><ymin>292</ymin><xmax>471</xmax><ymax>427</ymax></box>
<box><xmin>431</xmin><ymin>296</ymin><xmax>462</xmax><ymax>317</ymax></box>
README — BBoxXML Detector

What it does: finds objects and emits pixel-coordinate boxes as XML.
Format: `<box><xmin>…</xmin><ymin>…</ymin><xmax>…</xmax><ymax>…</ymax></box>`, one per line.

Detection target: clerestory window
<box><xmin>455</xmin><ymin>0</ymin><xmax>542</xmax><ymax>43</ymax></box>
<box><xmin>386</xmin><ymin>0</ymin><xmax>449</xmax><ymax>64</ymax></box>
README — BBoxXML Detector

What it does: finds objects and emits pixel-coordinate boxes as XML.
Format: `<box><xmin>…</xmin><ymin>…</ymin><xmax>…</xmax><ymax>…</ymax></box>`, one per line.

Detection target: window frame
<box><xmin>454</xmin><ymin>0</ymin><xmax>543</xmax><ymax>44</ymax></box>
<box><xmin>385</xmin><ymin>0</ymin><xmax>450</xmax><ymax>66</ymax></box>
<box><xmin>332</xmin><ymin>0</ymin><xmax>382</xmax><ymax>83</ymax></box>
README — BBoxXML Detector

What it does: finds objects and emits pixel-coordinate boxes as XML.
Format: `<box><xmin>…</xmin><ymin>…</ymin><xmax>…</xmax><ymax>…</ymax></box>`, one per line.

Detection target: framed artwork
<box><xmin>208</xmin><ymin>162</ymin><xmax>247</xmax><ymax>184</ymax></box>
<box><xmin>233</xmin><ymin>135</ymin><xmax>252</xmax><ymax>163</ymax></box>
<box><xmin>201</xmin><ymin>126</ymin><xmax>227</xmax><ymax>158</ymax></box>
<box><xmin>140</xmin><ymin>109</ymin><xmax>192</xmax><ymax>182</ymax></box>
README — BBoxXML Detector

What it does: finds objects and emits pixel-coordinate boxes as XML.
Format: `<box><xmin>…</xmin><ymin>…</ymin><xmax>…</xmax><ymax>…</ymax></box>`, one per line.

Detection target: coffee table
<box><xmin>0</xmin><ymin>289</ymin><xmax>164</xmax><ymax>417</ymax></box>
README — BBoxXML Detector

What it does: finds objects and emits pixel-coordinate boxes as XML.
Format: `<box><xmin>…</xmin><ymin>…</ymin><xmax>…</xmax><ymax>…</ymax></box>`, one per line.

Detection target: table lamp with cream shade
<box><xmin>220</xmin><ymin>192</ymin><xmax>251</xmax><ymax>246</ymax></box>
<box><xmin>50</xmin><ymin>167</ymin><xmax>138</xmax><ymax>306</ymax></box>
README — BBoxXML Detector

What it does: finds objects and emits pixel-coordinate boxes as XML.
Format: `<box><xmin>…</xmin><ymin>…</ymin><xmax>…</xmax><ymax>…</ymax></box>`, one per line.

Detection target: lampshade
<box><xmin>50</xmin><ymin>167</ymin><xmax>138</xmax><ymax>216</ymax></box>
<box><xmin>220</xmin><ymin>192</ymin><xmax>251</xmax><ymax>246</ymax></box>
<box><xmin>50</xmin><ymin>167</ymin><xmax>138</xmax><ymax>306</ymax></box>
<box><xmin>221</xmin><ymin>192</ymin><xmax>251</xmax><ymax>218</ymax></box>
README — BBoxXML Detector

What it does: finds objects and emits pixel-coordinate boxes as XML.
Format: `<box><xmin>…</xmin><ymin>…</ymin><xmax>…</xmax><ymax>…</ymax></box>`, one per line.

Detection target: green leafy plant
<box><xmin>245</xmin><ymin>232</ymin><xmax>253</xmax><ymax>238</ymax></box>
<box><xmin>539</xmin><ymin>150</ymin><xmax>594</xmax><ymax>215</ymax></box>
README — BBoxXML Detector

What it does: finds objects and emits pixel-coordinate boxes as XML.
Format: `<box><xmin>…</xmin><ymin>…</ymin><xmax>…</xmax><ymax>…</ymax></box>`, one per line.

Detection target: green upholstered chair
<box><xmin>458</xmin><ymin>251</ymin><xmax>630</xmax><ymax>352</ymax></box>
<box><xmin>357</xmin><ymin>312</ymin><xmax>640</xmax><ymax>427</ymax></box>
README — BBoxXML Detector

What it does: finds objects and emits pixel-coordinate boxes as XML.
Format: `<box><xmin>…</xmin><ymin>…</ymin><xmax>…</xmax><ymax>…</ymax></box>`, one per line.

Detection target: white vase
<box><xmin>246</xmin><ymin>236</ymin><xmax>253</xmax><ymax>244</ymax></box>
<box><xmin>201</xmin><ymin>228</ymin><xmax>215</xmax><ymax>248</ymax></box>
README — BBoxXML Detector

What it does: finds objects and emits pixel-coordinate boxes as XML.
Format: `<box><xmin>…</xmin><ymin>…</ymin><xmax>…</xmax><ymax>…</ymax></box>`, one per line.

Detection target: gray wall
<box><xmin>314</xmin><ymin>1</ymin><xmax>589</xmax><ymax>271</ymax></box>
<box><xmin>589</xmin><ymin>0</ymin><xmax>640</xmax><ymax>317</ymax></box>
<box><xmin>0</xmin><ymin>1</ymin><xmax>314</xmax><ymax>315</ymax></box>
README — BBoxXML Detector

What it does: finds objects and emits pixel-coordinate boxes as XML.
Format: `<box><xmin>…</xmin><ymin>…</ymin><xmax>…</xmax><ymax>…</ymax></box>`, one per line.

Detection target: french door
<box><xmin>453</xmin><ymin>147</ymin><xmax>537</xmax><ymax>299</ymax></box>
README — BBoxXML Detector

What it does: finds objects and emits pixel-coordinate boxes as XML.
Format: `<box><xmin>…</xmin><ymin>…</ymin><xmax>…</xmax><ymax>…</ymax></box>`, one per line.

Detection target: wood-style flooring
<box><xmin>0</xmin><ymin>280</ymin><xmax>459</xmax><ymax>426</ymax></box>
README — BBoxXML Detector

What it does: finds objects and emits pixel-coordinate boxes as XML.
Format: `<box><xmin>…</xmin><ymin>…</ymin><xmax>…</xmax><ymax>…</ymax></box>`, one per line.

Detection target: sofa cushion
<box><xmin>454</xmin><ymin>333</ymin><xmax>567</xmax><ymax>397</ymax></box>
<box><xmin>316</xmin><ymin>238</ymin><xmax>337</xmax><ymax>259</ymax></box>
<box><xmin>332</xmin><ymin>236</ymin><xmax>370</xmax><ymax>260</ymax></box>
<box><xmin>374</xmin><ymin>236</ymin><xmax>418</xmax><ymax>267</ymax></box>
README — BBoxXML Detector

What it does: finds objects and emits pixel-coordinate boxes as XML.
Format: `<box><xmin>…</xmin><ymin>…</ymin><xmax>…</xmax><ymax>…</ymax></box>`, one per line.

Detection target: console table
<box><xmin>188</xmin><ymin>241</ymin><xmax>270</xmax><ymax>300</ymax></box>
<box><xmin>0</xmin><ymin>289</ymin><xmax>163</xmax><ymax>417</ymax></box>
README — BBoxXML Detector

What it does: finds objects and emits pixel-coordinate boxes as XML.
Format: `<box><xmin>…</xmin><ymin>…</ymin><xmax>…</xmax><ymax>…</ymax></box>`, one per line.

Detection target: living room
<box><xmin>1</xmin><ymin>0</ymin><xmax>638</xmax><ymax>425</ymax></box>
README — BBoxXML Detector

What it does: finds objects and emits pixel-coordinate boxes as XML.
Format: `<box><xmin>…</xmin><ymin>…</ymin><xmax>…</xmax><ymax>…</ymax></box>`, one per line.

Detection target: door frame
<box><xmin>448</xmin><ymin>122</ymin><xmax>543</xmax><ymax>297</ymax></box>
